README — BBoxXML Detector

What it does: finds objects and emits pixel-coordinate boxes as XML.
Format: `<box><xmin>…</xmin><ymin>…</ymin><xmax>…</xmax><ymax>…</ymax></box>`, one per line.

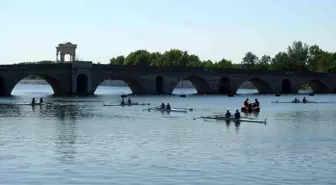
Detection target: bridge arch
<box><xmin>281</xmin><ymin>79</ymin><xmax>292</xmax><ymax>94</ymax></box>
<box><xmin>218</xmin><ymin>77</ymin><xmax>232</xmax><ymax>94</ymax></box>
<box><xmin>300</xmin><ymin>79</ymin><xmax>330</xmax><ymax>93</ymax></box>
<box><xmin>92</xmin><ymin>76</ymin><xmax>146</xmax><ymax>95</ymax></box>
<box><xmin>238</xmin><ymin>77</ymin><xmax>273</xmax><ymax>94</ymax></box>
<box><xmin>9</xmin><ymin>74</ymin><xmax>62</xmax><ymax>95</ymax></box>
<box><xmin>76</xmin><ymin>74</ymin><xmax>88</xmax><ymax>93</ymax></box>
<box><xmin>172</xmin><ymin>75</ymin><xmax>212</xmax><ymax>94</ymax></box>
<box><xmin>156</xmin><ymin>76</ymin><xmax>164</xmax><ymax>94</ymax></box>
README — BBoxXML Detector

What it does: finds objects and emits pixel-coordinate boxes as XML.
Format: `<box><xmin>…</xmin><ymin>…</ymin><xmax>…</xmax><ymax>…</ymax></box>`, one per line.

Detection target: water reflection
<box><xmin>0</xmin><ymin>104</ymin><xmax>22</xmax><ymax>117</ymax></box>
<box><xmin>49</xmin><ymin>105</ymin><xmax>78</xmax><ymax>163</ymax></box>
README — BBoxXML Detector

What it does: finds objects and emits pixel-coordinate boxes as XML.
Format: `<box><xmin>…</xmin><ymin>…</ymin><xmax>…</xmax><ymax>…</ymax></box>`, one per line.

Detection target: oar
<box><xmin>143</xmin><ymin>106</ymin><xmax>160</xmax><ymax>111</ymax></box>
<box><xmin>240</xmin><ymin>116</ymin><xmax>256</xmax><ymax>120</ymax></box>
<box><xmin>103</xmin><ymin>104</ymin><xmax>122</xmax><ymax>106</ymax></box>
<box><xmin>171</xmin><ymin>107</ymin><xmax>194</xmax><ymax>111</ymax></box>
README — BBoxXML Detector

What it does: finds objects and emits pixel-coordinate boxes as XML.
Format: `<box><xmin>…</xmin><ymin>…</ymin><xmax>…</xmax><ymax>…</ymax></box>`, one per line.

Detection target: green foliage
<box><xmin>300</xmin><ymin>84</ymin><xmax>312</xmax><ymax>90</ymax></box>
<box><xmin>17</xmin><ymin>60</ymin><xmax>55</xmax><ymax>64</ymax></box>
<box><xmin>125</xmin><ymin>50</ymin><xmax>151</xmax><ymax>66</ymax></box>
<box><xmin>213</xmin><ymin>58</ymin><xmax>234</xmax><ymax>68</ymax></box>
<box><xmin>108</xmin><ymin>41</ymin><xmax>336</xmax><ymax>72</ymax></box>
<box><xmin>110</xmin><ymin>56</ymin><xmax>125</xmax><ymax>65</ymax></box>
<box><xmin>242</xmin><ymin>52</ymin><xmax>259</xmax><ymax>69</ymax></box>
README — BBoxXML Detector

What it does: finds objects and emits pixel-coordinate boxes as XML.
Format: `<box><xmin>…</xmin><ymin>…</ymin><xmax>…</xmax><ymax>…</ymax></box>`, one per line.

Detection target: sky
<box><xmin>0</xmin><ymin>0</ymin><xmax>336</xmax><ymax>64</ymax></box>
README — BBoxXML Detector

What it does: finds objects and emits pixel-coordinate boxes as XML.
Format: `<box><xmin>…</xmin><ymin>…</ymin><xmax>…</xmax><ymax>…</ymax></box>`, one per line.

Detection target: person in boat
<box><xmin>39</xmin><ymin>97</ymin><xmax>43</xmax><ymax>104</ymax></box>
<box><xmin>248</xmin><ymin>103</ymin><xmax>253</xmax><ymax>111</ymax></box>
<box><xmin>121</xmin><ymin>98</ymin><xmax>125</xmax><ymax>105</ymax></box>
<box><xmin>225</xmin><ymin>110</ymin><xmax>231</xmax><ymax>118</ymax></box>
<box><xmin>254</xmin><ymin>99</ymin><xmax>259</xmax><ymax>107</ymax></box>
<box><xmin>244</xmin><ymin>98</ymin><xmax>249</xmax><ymax>107</ymax></box>
<box><xmin>234</xmin><ymin>109</ymin><xmax>241</xmax><ymax>119</ymax></box>
<box><xmin>31</xmin><ymin>98</ymin><xmax>36</xmax><ymax>105</ymax></box>
<box><xmin>127</xmin><ymin>98</ymin><xmax>131</xmax><ymax>104</ymax></box>
<box><xmin>166</xmin><ymin>103</ymin><xmax>171</xmax><ymax>110</ymax></box>
<box><xmin>293</xmin><ymin>97</ymin><xmax>300</xmax><ymax>103</ymax></box>
<box><xmin>160</xmin><ymin>102</ymin><xmax>165</xmax><ymax>109</ymax></box>
<box><xmin>302</xmin><ymin>97</ymin><xmax>307</xmax><ymax>103</ymax></box>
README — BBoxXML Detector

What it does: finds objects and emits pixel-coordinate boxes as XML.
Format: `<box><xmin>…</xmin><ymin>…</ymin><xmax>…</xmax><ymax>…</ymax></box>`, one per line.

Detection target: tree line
<box><xmin>110</xmin><ymin>41</ymin><xmax>336</xmax><ymax>72</ymax></box>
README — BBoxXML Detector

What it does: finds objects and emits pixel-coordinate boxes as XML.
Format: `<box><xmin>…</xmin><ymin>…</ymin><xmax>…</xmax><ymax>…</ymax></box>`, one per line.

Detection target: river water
<box><xmin>0</xmin><ymin>84</ymin><xmax>335</xmax><ymax>185</ymax></box>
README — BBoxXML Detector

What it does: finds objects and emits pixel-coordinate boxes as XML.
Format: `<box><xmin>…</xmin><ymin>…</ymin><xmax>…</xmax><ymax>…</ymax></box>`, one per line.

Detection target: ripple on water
<box><xmin>1</xmin><ymin>91</ymin><xmax>336</xmax><ymax>185</ymax></box>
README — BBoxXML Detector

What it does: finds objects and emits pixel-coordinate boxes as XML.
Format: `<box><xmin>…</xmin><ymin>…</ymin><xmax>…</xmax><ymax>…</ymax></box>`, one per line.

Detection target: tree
<box><xmin>256</xmin><ymin>55</ymin><xmax>271</xmax><ymax>69</ymax></box>
<box><xmin>105</xmin><ymin>41</ymin><xmax>336</xmax><ymax>73</ymax></box>
<box><xmin>287</xmin><ymin>41</ymin><xmax>309</xmax><ymax>71</ymax></box>
<box><xmin>186</xmin><ymin>54</ymin><xmax>202</xmax><ymax>67</ymax></box>
<box><xmin>125</xmin><ymin>50</ymin><xmax>151</xmax><ymax>66</ymax></box>
<box><xmin>162</xmin><ymin>49</ymin><xmax>185</xmax><ymax>67</ymax></box>
<box><xmin>110</xmin><ymin>56</ymin><xmax>125</xmax><ymax>65</ymax></box>
<box><xmin>270</xmin><ymin>52</ymin><xmax>290</xmax><ymax>70</ymax></box>
<box><xmin>149</xmin><ymin>52</ymin><xmax>163</xmax><ymax>66</ymax></box>
<box><xmin>214</xmin><ymin>58</ymin><xmax>233</xmax><ymax>68</ymax></box>
<box><xmin>242</xmin><ymin>52</ymin><xmax>259</xmax><ymax>69</ymax></box>
<box><xmin>203</xmin><ymin>60</ymin><xmax>214</xmax><ymax>68</ymax></box>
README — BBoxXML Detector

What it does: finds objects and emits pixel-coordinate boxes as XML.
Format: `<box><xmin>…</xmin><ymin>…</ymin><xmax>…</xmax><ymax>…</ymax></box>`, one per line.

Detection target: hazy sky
<box><xmin>1</xmin><ymin>0</ymin><xmax>335</xmax><ymax>64</ymax></box>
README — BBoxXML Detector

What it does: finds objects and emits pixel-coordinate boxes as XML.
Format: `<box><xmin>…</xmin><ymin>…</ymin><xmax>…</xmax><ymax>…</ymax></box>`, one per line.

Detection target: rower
<box><xmin>294</xmin><ymin>97</ymin><xmax>300</xmax><ymax>103</ymax></box>
<box><xmin>248</xmin><ymin>103</ymin><xmax>253</xmax><ymax>111</ymax></box>
<box><xmin>254</xmin><ymin>99</ymin><xmax>259</xmax><ymax>107</ymax></box>
<box><xmin>32</xmin><ymin>98</ymin><xmax>36</xmax><ymax>105</ymax></box>
<box><xmin>127</xmin><ymin>98</ymin><xmax>131</xmax><ymax>104</ymax></box>
<box><xmin>225</xmin><ymin>110</ymin><xmax>231</xmax><ymax>118</ymax></box>
<box><xmin>160</xmin><ymin>102</ymin><xmax>165</xmax><ymax>109</ymax></box>
<box><xmin>166</xmin><ymin>103</ymin><xmax>171</xmax><ymax>110</ymax></box>
<box><xmin>302</xmin><ymin>97</ymin><xmax>307</xmax><ymax>103</ymax></box>
<box><xmin>234</xmin><ymin>110</ymin><xmax>241</xmax><ymax>119</ymax></box>
<box><xmin>121</xmin><ymin>98</ymin><xmax>125</xmax><ymax>105</ymax></box>
<box><xmin>244</xmin><ymin>98</ymin><xmax>249</xmax><ymax>107</ymax></box>
<box><xmin>39</xmin><ymin>97</ymin><xmax>43</xmax><ymax>104</ymax></box>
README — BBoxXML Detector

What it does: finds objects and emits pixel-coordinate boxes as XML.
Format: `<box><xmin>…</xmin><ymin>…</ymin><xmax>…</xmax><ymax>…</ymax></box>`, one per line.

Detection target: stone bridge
<box><xmin>0</xmin><ymin>61</ymin><xmax>335</xmax><ymax>96</ymax></box>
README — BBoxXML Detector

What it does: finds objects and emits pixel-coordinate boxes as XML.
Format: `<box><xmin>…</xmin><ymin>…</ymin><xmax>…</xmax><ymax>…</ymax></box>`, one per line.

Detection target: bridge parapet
<box><xmin>0</xmin><ymin>64</ymin><xmax>71</xmax><ymax>70</ymax></box>
<box><xmin>92</xmin><ymin>64</ymin><xmax>334</xmax><ymax>76</ymax></box>
<box><xmin>72</xmin><ymin>61</ymin><xmax>93</xmax><ymax>69</ymax></box>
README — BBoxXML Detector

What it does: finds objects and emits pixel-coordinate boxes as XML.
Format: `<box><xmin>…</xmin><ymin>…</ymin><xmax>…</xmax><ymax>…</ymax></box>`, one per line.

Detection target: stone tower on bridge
<box><xmin>56</xmin><ymin>42</ymin><xmax>77</xmax><ymax>63</ymax></box>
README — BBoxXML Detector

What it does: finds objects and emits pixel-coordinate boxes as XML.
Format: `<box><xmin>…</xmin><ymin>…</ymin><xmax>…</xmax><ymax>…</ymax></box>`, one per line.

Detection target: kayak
<box><xmin>200</xmin><ymin>116</ymin><xmax>267</xmax><ymax>124</ymax></box>
<box><xmin>104</xmin><ymin>103</ymin><xmax>150</xmax><ymax>106</ymax></box>
<box><xmin>272</xmin><ymin>100</ymin><xmax>334</xmax><ymax>104</ymax></box>
<box><xmin>148</xmin><ymin>107</ymin><xmax>187</xmax><ymax>113</ymax></box>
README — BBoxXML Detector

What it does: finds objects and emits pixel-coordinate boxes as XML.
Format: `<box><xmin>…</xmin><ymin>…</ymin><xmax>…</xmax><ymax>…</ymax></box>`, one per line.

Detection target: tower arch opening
<box><xmin>218</xmin><ymin>77</ymin><xmax>231</xmax><ymax>94</ymax></box>
<box><xmin>282</xmin><ymin>79</ymin><xmax>292</xmax><ymax>94</ymax></box>
<box><xmin>76</xmin><ymin>74</ymin><xmax>88</xmax><ymax>94</ymax></box>
<box><xmin>0</xmin><ymin>76</ymin><xmax>5</xmax><ymax>96</ymax></box>
<box><xmin>156</xmin><ymin>76</ymin><xmax>164</xmax><ymax>94</ymax></box>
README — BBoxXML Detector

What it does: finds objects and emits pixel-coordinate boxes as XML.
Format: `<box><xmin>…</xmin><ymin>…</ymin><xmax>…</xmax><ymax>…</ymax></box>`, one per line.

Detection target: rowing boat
<box><xmin>147</xmin><ymin>107</ymin><xmax>187</xmax><ymax>113</ymax></box>
<box><xmin>200</xmin><ymin>116</ymin><xmax>267</xmax><ymax>124</ymax></box>
<box><xmin>104</xmin><ymin>103</ymin><xmax>150</xmax><ymax>106</ymax></box>
<box><xmin>12</xmin><ymin>103</ymin><xmax>45</xmax><ymax>106</ymax></box>
<box><xmin>272</xmin><ymin>100</ymin><xmax>334</xmax><ymax>104</ymax></box>
<box><xmin>0</xmin><ymin>102</ymin><xmax>49</xmax><ymax>106</ymax></box>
